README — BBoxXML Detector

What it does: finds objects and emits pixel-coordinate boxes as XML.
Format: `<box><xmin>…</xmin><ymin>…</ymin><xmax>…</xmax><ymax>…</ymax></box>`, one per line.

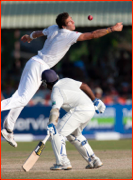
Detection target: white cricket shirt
<box><xmin>51</xmin><ymin>78</ymin><xmax>95</xmax><ymax>112</ymax></box>
<box><xmin>38</xmin><ymin>25</ymin><xmax>82</xmax><ymax>68</ymax></box>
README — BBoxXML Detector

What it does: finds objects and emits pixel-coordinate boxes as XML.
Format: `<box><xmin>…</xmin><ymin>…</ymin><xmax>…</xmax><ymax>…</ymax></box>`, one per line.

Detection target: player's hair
<box><xmin>56</xmin><ymin>12</ymin><xmax>69</xmax><ymax>29</ymax></box>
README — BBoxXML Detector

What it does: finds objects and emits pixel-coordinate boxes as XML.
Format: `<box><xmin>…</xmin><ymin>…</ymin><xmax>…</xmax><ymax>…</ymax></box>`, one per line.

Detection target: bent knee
<box><xmin>67</xmin><ymin>134</ymin><xmax>87</xmax><ymax>144</ymax></box>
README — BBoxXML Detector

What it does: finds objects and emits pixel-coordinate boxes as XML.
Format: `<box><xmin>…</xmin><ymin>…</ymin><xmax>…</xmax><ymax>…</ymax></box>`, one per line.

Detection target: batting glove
<box><xmin>47</xmin><ymin>123</ymin><xmax>56</xmax><ymax>138</ymax></box>
<box><xmin>93</xmin><ymin>98</ymin><xmax>106</xmax><ymax>114</ymax></box>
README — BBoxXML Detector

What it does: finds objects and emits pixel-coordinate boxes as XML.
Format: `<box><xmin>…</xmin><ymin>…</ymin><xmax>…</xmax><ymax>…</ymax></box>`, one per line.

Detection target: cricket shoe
<box><xmin>1</xmin><ymin>129</ymin><xmax>17</xmax><ymax>148</ymax></box>
<box><xmin>61</xmin><ymin>157</ymin><xmax>72</xmax><ymax>170</ymax></box>
<box><xmin>50</xmin><ymin>163</ymin><xmax>72</xmax><ymax>170</ymax></box>
<box><xmin>86</xmin><ymin>157</ymin><xmax>103</xmax><ymax>169</ymax></box>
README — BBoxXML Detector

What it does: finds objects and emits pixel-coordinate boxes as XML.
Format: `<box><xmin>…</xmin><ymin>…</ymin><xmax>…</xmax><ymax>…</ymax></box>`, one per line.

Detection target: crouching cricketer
<box><xmin>41</xmin><ymin>69</ymin><xmax>106</xmax><ymax>170</ymax></box>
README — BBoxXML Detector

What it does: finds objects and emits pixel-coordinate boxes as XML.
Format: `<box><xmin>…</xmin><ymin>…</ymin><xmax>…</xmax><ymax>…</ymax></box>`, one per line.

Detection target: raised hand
<box><xmin>21</xmin><ymin>34</ymin><xmax>32</xmax><ymax>43</ymax></box>
<box><xmin>112</xmin><ymin>22</ymin><xmax>123</xmax><ymax>32</ymax></box>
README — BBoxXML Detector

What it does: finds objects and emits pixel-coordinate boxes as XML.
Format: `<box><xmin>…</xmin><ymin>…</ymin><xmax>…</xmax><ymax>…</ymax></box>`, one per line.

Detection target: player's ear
<box><xmin>62</xmin><ymin>25</ymin><xmax>66</xmax><ymax>29</ymax></box>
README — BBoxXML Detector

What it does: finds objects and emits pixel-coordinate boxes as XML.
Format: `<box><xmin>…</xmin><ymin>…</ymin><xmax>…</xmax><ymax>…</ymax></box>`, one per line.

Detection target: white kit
<box><xmin>1</xmin><ymin>25</ymin><xmax>81</xmax><ymax>132</ymax></box>
<box><xmin>49</xmin><ymin>78</ymin><xmax>99</xmax><ymax>168</ymax></box>
<box><xmin>51</xmin><ymin>78</ymin><xmax>95</xmax><ymax>136</ymax></box>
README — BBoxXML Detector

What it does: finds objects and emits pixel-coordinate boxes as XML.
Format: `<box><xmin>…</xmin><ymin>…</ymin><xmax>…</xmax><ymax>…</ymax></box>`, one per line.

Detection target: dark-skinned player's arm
<box><xmin>80</xmin><ymin>83</ymin><xmax>95</xmax><ymax>101</ymax></box>
<box><xmin>80</xmin><ymin>82</ymin><xmax>106</xmax><ymax>114</ymax></box>
<box><xmin>21</xmin><ymin>30</ymin><xmax>44</xmax><ymax>43</ymax></box>
<box><xmin>77</xmin><ymin>22</ymin><xmax>123</xmax><ymax>41</ymax></box>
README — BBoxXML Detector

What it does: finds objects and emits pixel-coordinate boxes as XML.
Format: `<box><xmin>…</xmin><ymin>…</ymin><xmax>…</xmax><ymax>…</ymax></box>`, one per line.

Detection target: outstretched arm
<box><xmin>21</xmin><ymin>30</ymin><xmax>44</xmax><ymax>43</ymax></box>
<box><xmin>77</xmin><ymin>22</ymin><xmax>123</xmax><ymax>41</ymax></box>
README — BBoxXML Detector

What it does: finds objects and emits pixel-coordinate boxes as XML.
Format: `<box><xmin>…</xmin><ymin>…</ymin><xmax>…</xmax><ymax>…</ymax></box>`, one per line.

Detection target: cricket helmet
<box><xmin>41</xmin><ymin>69</ymin><xmax>59</xmax><ymax>84</ymax></box>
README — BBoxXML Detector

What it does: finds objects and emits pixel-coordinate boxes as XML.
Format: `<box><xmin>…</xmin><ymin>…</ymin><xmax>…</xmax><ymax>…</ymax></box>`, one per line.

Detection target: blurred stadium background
<box><xmin>1</xmin><ymin>1</ymin><xmax>132</xmax><ymax>142</ymax></box>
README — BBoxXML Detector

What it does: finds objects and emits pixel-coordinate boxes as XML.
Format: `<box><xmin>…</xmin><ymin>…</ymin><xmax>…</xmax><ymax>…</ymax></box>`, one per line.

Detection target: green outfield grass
<box><xmin>1</xmin><ymin>139</ymin><xmax>132</xmax><ymax>179</ymax></box>
<box><xmin>1</xmin><ymin>139</ymin><xmax>132</xmax><ymax>152</ymax></box>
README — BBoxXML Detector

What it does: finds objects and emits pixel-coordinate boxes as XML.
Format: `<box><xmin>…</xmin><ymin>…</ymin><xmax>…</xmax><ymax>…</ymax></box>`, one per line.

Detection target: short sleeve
<box><xmin>51</xmin><ymin>87</ymin><xmax>64</xmax><ymax>110</ymax></box>
<box><xmin>42</xmin><ymin>28</ymin><xmax>49</xmax><ymax>36</ymax></box>
<box><xmin>42</xmin><ymin>25</ymin><xmax>58</xmax><ymax>36</ymax></box>
<box><xmin>69</xmin><ymin>79</ymin><xmax>82</xmax><ymax>88</ymax></box>
<box><xmin>74</xmin><ymin>80</ymin><xmax>82</xmax><ymax>88</ymax></box>
<box><xmin>68</xmin><ymin>31</ymin><xmax>82</xmax><ymax>45</ymax></box>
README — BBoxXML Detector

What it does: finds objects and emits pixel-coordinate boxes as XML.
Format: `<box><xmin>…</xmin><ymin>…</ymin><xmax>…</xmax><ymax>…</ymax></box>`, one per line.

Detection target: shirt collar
<box><xmin>59</xmin><ymin>28</ymin><xmax>71</xmax><ymax>33</ymax></box>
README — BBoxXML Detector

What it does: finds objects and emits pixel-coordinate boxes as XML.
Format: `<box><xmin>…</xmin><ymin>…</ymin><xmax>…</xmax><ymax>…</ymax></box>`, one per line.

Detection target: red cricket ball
<box><xmin>88</xmin><ymin>15</ymin><xmax>93</xmax><ymax>21</ymax></box>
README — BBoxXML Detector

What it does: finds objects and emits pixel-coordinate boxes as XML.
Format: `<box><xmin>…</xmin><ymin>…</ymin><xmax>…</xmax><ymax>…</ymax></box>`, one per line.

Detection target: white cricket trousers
<box><xmin>1</xmin><ymin>56</ymin><xmax>50</xmax><ymax>131</ymax></box>
<box><xmin>51</xmin><ymin>108</ymin><xmax>95</xmax><ymax>165</ymax></box>
<box><xmin>57</xmin><ymin>108</ymin><xmax>95</xmax><ymax>137</ymax></box>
